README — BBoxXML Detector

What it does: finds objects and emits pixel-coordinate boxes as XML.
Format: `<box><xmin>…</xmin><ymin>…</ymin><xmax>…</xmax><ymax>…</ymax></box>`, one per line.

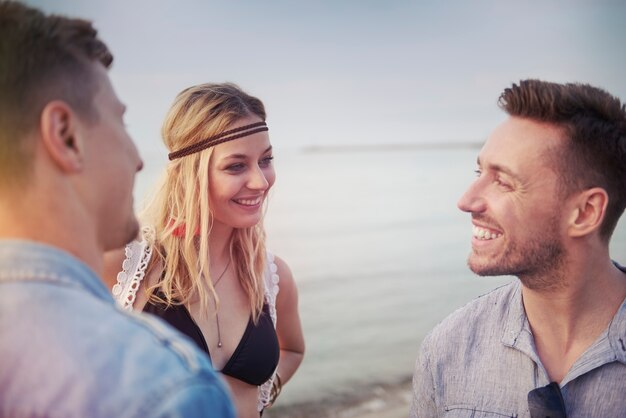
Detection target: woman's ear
<box><xmin>39</xmin><ymin>100</ymin><xmax>84</xmax><ymax>172</ymax></box>
<box><xmin>566</xmin><ymin>187</ymin><xmax>608</xmax><ymax>238</ymax></box>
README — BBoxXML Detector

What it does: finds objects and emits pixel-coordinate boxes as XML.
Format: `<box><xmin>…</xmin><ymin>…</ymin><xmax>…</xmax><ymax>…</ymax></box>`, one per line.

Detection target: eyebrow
<box><xmin>224</xmin><ymin>145</ymin><xmax>273</xmax><ymax>160</ymax></box>
<box><xmin>477</xmin><ymin>157</ymin><xmax>522</xmax><ymax>181</ymax></box>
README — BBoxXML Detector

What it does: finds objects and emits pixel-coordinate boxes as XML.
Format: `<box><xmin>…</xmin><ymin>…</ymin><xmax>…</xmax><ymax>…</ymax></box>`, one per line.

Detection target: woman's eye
<box><xmin>474</xmin><ymin>169</ymin><xmax>482</xmax><ymax>177</ymax></box>
<box><xmin>226</xmin><ymin>163</ymin><xmax>245</xmax><ymax>172</ymax></box>
<box><xmin>260</xmin><ymin>156</ymin><xmax>274</xmax><ymax>167</ymax></box>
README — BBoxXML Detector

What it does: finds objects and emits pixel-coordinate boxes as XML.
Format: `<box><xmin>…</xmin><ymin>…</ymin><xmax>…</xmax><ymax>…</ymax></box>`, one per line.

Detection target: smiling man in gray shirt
<box><xmin>411</xmin><ymin>80</ymin><xmax>626</xmax><ymax>417</ymax></box>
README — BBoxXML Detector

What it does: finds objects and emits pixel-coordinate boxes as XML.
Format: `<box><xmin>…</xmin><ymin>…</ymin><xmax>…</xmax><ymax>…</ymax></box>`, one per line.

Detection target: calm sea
<box><xmin>135</xmin><ymin>146</ymin><xmax>626</xmax><ymax>408</ymax></box>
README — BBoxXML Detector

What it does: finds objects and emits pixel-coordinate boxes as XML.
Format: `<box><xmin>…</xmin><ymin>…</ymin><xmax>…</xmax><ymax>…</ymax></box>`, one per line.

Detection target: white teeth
<box><xmin>472</xmin><ymin>225</ymin><xmax>502</xmax><ymax>241</ymax></box>
<box><xmin>235</xmin><ymin>197</ymin><xmax>262</xmax><ymax>206</ymax></box>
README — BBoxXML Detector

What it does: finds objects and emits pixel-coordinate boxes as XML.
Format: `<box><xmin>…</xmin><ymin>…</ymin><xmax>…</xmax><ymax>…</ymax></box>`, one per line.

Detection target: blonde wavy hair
<box><xmin>141</xmin><ymin>83</ymin><xmax>268</xmax><ymax>321</ymax></box>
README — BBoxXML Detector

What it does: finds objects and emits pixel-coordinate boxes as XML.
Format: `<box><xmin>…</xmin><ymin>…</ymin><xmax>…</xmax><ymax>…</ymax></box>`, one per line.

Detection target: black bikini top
<box><xmin>143</xmin><ymin>291</ymin><xmax>280</xmax><ymax>386</ymax></box>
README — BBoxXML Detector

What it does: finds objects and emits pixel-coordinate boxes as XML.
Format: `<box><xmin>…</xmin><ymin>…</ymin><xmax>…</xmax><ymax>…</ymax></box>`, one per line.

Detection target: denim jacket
<box><xmin>411</xmin><ymin>271</ymin><xmax>626</xmax><ymax>418</ymax></box>
<box><xmin>0</xmin><ymin>240</ymin><xmax>235</xmax><ymax>418</ymax></box>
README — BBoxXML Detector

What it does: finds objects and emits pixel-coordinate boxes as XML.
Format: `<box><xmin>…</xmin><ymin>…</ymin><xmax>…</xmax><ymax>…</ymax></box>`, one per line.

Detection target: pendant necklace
<box><xmin>212</xmin><ymin>257</ymin><xmax>231</xmax><ymax>348</ymax></box>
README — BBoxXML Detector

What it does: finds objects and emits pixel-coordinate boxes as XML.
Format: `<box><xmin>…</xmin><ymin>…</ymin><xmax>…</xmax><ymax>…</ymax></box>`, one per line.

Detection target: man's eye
<box><xmin>495</xmin><ymin>177</ymin><xmax>511</xmax><ymax>189</ymax></box>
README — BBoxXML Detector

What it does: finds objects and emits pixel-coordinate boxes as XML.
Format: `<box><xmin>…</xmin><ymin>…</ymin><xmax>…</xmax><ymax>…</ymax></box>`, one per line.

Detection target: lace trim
<box><xmin>112</xmin><ymin>236</ymin><xmax>280</xmax><ymax>412</ymax></box>
<box><xmin>258</xmin><ymin>251</ymin><xmax>280</xmax><ymax>412</ymax></box>
<box><xmin>111</xmin><ymin>227</ymin><xmax>154</xmax><ymax>311</ymax></box>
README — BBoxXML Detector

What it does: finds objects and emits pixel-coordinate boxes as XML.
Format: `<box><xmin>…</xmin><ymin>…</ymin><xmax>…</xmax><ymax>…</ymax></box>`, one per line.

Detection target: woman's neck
<box><xmin>207</xmin><ymin>221</ymin><xmax>234</xmax><ymax>263</ymax></box>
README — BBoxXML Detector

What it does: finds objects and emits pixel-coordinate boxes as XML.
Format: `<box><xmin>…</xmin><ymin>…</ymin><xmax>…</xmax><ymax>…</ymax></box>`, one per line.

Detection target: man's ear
<box><xmin>39</xmin><ymin>100</ymin><xmax>84</xmax><ymax>172</ymax></box>
<box><xmin>566</xmin><ymin>187</ymin><xmax>608</xmax><ymax>238</ymax></box>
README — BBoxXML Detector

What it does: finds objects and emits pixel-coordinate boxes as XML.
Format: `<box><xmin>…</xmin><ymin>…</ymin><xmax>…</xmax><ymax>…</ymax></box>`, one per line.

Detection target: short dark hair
<box><xmin>0</xmin><ymin>1</ymin><xmax>113</xmax><ymax>184</ymax></box>
<box><xmin>498</xmin><ymin>79</ymin><xmax>626</xmax><ymax>240</ymax></box>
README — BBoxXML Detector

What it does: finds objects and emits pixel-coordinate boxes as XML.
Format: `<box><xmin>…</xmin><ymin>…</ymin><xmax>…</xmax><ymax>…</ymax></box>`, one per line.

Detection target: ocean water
<box><xmin>135</xmin><ymin>146</ymin><xmax>626</xmax><ymax>408</ymax></box>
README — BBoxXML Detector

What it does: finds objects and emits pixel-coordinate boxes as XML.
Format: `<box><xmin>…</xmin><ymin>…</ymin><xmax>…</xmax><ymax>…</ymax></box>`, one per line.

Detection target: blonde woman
<box><xmin>103</xmin><ymin>83</ymin><xmax>305</xmax><ymax>417</ymax></box>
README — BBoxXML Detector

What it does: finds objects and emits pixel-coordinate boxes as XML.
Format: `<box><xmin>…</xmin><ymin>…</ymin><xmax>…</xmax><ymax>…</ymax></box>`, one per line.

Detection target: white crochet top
<box><xmin>111</xmin><ymin>227</ymin><xmax>280</xmax><ymax>412</ymax></box>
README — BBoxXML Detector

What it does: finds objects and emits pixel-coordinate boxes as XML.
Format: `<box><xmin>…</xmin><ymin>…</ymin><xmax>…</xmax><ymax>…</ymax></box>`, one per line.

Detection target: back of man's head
<box><xmin>498</xmin><ymin>79</ymin><xmax>626</xmax><ymax>241</ymax></box>
<box><xmin>0</xmin><ymin>0</ymin><xmax>113</xmax><ymax>187</ymax></box>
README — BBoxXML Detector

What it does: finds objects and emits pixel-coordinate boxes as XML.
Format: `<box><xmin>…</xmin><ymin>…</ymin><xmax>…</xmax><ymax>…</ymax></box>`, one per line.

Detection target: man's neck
<box><xmin>0</xmin><ymin>189</ymin><xmax>102</xmax><ymax>276</ymax></box>
<box><xmin>520</xmin><ymin>250</ymin><xmax>626</xmax><ymax>382</ymax></box>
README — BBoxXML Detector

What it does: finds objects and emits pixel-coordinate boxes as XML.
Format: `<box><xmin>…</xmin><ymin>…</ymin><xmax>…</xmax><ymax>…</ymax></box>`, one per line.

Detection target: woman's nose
<box><xmin>247</xmin><ymin>165</ymin><xmax>269</xmax><ymax>190</ymax></box>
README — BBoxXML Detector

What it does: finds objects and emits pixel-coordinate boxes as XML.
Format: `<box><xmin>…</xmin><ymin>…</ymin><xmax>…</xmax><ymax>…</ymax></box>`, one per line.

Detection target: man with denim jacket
<box><xmin>0</xmin><ymin>2</ymin><xmax>234</xmax><ymax>417</ymax></box>
<box><xmin>411</xmin><ymin>80</ymin><xmax>626</xmax><ymax>417</ymax></box>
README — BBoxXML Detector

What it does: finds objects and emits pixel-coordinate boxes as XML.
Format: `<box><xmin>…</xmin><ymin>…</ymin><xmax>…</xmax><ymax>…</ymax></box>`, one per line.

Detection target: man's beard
<box><xmin>469</xmin><ymin>217</ymin><xmax>567</xmax><ymax>291</ymax></box>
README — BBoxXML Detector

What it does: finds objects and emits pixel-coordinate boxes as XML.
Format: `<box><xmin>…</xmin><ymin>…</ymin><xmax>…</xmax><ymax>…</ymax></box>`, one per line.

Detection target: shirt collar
<box><xmin>501</xmin><ymin>280</ymin><xmax>543</xmax><ymax>364</ymax></box>
<box><xmin>0</xmin><ymin>240</ymin><xmax>112</xmax><ymax>301</ymax></box>
<box><xmin>500</xmin><ymin>264</ymin><xmax>626</xmax><ymax>378</ymax></box>
<box><xmin>608</xmin><ymin>262</ymin><xmax>626</xmax><ymax>364</ymax></box>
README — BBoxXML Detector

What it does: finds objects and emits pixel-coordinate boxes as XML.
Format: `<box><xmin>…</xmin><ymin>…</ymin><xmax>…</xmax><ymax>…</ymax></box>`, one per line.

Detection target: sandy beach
<box><xmin>265</xmin><ymin>377</ymin><xmax>412</xmax><ymax>418</ymax></box>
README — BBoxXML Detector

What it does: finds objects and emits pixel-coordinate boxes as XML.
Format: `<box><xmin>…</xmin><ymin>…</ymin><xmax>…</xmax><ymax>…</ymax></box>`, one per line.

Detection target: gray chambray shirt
<box><xmin>410</xmin><ymin>277</ymin><xmax>626</xmax><ymax>417</ymax></box>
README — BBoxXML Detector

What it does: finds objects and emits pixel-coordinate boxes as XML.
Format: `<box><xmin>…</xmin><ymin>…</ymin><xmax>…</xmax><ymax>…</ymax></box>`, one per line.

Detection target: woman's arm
<box><xmin>273</xmin><ymin>256</ymin><xmax>305</xmax><ymax>385</ymax></box>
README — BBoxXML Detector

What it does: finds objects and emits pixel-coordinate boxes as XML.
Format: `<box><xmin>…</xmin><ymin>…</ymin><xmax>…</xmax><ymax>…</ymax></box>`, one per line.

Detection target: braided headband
<box><xmin>168</xmin><ymin>121</ymin><xmax>269</xmax><ymax>160</ymax></box>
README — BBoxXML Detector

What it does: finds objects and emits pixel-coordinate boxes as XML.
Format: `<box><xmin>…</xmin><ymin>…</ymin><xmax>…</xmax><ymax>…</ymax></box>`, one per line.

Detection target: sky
<box><xmin>27</xmin><ymin>0</ymin><xmax>626</xmax><ymax>158</ymax></box>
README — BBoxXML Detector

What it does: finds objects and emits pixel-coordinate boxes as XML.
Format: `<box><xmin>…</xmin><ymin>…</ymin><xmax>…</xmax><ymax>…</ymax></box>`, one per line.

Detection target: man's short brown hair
<box><xmin>0</xmin><ymin>1</ymin><xmax>113</xmax><ymax>184</ymax></box>
<box><xmin>498</xmin><ymin>79</ymin><xmax>626</xmax><ymax>240</ymax></box>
